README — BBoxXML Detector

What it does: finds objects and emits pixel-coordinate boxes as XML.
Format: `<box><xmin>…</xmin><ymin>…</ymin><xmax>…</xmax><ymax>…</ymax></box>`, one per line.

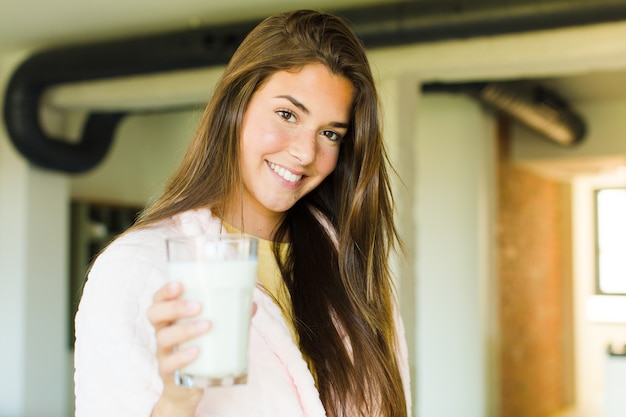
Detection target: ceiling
<box><xmin>4</xmin><ymin>0</ymin><xmax>626</xmax><ymax>177</ymax></box>
<box><xmin>0</xmin><ymin>0</ymin><xmax>401</xmax><ymax>52</ymax></box>
<box><xmin>2</xmin><ymin>0</ymin><xmax>626</xmax><ymax>101</ymax></box>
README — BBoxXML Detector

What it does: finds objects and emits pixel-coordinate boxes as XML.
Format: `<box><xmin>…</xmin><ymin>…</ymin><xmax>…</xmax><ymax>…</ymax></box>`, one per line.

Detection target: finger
<box><xmin>156</xmin><ymin>320</ymin><xmax>211</xmax><ymax>350</ymax></box>
<box><xmin>153</xmin><ymin>281</ymin><xmax>183</xmax><ymax>303</ymax></box>
<box><xmin>251</xmin><ymin>301</ymin><xmax>258</xmax><ymax>317</ymax></box>
<box><xmin>147</xmin><ymin>299</ymin><xmax>202</xmax><ymax>328</ymax></box>
<box><xmin>158</xmin><ymin>345</ymin><xmax>201</xmax><ymax>377</ymax></box>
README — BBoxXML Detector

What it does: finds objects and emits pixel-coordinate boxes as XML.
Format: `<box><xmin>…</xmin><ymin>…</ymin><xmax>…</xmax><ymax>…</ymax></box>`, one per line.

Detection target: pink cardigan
<box><xmin>74</xmin><ymin>208</ymin><xmax>411</xmax><ymax>417</ymax></box>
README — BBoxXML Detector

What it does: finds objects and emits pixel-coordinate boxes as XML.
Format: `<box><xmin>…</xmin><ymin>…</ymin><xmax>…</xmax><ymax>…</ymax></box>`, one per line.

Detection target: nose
<box><xmin>289</xmin><ymin>129</ymin><xmax>317</xmax><ymax>165</ymax></box>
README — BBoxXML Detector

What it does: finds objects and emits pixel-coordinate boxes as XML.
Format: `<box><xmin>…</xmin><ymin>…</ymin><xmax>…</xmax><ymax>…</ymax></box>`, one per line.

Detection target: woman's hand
<box><xmin>148</xmin><ymin>281</ymin><xmax>209</xmax><ymax>417</ymax></box>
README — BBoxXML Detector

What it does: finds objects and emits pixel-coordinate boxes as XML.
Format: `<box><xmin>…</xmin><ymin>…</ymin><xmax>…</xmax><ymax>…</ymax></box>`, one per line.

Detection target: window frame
<box><xmin>594</xmin><ymin>186</ymin><xmax>626</xmax><ymax>296</ymax></box>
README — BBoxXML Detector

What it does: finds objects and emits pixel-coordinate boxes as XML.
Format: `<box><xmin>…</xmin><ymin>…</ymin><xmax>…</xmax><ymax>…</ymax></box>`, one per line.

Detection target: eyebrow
<box><xmin>275</xmin><ymin>94</ymin><xmax>350</xmax><ymax>129</ymax></box>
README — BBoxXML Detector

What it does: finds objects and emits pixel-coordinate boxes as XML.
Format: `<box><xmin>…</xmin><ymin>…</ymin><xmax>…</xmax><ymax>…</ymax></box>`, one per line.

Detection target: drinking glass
<box><xmin>166</xmin><ymin>234</ymin><xmax>258</xmax><ymax>388</ymax></box>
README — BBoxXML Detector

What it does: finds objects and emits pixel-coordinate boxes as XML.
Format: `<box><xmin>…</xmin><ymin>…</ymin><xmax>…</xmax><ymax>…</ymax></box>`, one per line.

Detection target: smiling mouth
<box><xmin>268</xmin><ymin>161</ymin><xmax>303</xmax><ymax>183</ymax></box>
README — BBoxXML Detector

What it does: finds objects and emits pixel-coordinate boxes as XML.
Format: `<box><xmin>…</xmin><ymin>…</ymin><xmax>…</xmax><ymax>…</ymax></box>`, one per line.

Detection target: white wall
<box><xmin>378</xmin><ymin>73</ymin><xmax>420</xmax><ymax>408</ymax></box>
<box><xmin>413</xmin><ymin>93</ymin><xmax>496</xmax><ymax>417</ymax></box>
<box><xmin>70</xmin><ymin>109</ymin><xmax>199</xmax><ymax>205</ymax></box>
<box><xmin>0</xmin><ymin>53</ymin><xmax>28</xmax><ymax>417</ymax></box>
<box><xmin>1</xmin><ymin>52</ymin><xmax>70</xmax><ymax>417</ymax></box>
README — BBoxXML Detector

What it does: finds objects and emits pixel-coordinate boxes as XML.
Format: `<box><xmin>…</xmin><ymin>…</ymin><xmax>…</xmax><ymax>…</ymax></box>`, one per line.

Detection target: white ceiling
<box><xmin>4</xmin><ymin>0</ymin><xmax>626</xmax><ymax>179</ymax></box>
<box><xmin>0</xmin><ymin>0</ymin><xmax>400</xmax><ymax>52</ymax></box>
<box><xmin>1</xmin><ymin>0</ymin><xmax>626</xmax><ymax>102</ymax></box>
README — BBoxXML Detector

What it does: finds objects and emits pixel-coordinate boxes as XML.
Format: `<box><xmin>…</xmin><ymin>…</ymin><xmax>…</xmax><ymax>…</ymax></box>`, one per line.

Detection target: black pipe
<box><xmin>423</xmin><ymin>81</ymin><xmax>586</xmax><ymax>146</ymax></box>
<box><xmin>6</xmin><ymin>0</ymin><xmax>626</xmax><ymax>172</ymax></box>
<box><xmin>343</xmin><ymin>0</ymin><xmax>626</xmax><ymax>47</ymax></box>
<box><xmin>6</xmin><ymin>104</ymin><xmax>125</xmax><ymax>173</ymax></box>
<box><xmin>3</xmin><ymin>20</ymin><xmax>258</xmax><ymax>173</ymax></box>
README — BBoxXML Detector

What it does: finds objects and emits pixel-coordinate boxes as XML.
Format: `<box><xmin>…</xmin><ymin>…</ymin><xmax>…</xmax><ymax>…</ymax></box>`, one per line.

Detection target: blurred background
<box><xmin>1</xmin><ymin>0</ymin><xmax>626</xmax><ymax>416</ymax></box>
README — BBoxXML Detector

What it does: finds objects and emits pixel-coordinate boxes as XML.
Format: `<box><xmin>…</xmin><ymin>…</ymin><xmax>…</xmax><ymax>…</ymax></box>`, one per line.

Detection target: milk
<box><xmin>168</xmin><ymin>259</ymin><xmax>258</xmax><ymax>381</ymax></box>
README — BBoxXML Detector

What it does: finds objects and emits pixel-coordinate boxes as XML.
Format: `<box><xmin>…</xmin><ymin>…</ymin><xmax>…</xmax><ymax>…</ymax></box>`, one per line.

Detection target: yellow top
<box><xmin>222</xmin><ymin>223</ymin><xmax>295</xmax><ymax>340</ymax></box>
<box><xmin>221</xmin><ymin>223</ymin><xmax>321</xmax><ymax>384</ymax></box>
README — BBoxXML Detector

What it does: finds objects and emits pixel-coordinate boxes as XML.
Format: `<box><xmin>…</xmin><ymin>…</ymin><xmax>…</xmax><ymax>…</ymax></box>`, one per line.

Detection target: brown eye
<box><xmin>321</xmin><ymin>130</ymin><xmax>342</xmax><ymax>143</ymax></box>
<box><xmin>277</xmin><ymin>110</ymin><xmax>296</xmax><ymax>122</ymax></box>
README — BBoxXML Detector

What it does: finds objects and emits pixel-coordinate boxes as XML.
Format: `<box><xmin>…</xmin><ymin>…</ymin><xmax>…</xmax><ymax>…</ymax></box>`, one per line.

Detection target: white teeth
<box><xmin>269</xmin><ymin>162</ymin><xmax>302</xmax><ymax>183</ymax></box>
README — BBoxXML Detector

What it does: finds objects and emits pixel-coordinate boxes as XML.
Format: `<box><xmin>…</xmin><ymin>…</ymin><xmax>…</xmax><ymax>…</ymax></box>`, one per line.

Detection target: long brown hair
<box><xmin>136</xmin><ymin>10</ymin><xmax>407</xmax><ymax>417</ymax></box>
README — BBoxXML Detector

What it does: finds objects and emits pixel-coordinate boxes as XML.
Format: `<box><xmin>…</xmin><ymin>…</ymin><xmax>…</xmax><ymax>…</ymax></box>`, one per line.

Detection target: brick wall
<box><xmin>497</xmin><ymin>118</ymin><xmax>573</xmax><ymax>417</ymax></box>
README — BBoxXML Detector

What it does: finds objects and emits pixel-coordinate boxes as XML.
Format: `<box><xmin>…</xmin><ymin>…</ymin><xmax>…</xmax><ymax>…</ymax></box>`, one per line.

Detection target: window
<box><xmin>595</xmin><ymin>188</ymin><xmax>626</xmax><ymax>295</ymax></box>
<box><xmin>68</xmin><ymin>200</ymin><xmax>143</xmax><ymax>347</ymax></box>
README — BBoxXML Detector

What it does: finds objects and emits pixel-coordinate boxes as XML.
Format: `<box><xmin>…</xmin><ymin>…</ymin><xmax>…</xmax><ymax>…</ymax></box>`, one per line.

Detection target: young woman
<box><xmin>74</xmin><ymin>9</ymin><xmax>411</xmax><ymax>417</ymax></box>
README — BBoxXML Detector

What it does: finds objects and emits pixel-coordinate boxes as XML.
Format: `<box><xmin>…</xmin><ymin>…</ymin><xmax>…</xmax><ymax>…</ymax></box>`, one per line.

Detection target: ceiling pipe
<box><xmin>342</xmin><ymin>0</ymin><xmax>626</xmax><ymax>47</ymax></box>
<box><xmin>6</xmin><ymin>0</ymin><xmax>625</xmax><ymax>172</ymax></box>
<box><xmin>423</xmin><ymin>81</ymin><xmax>586</xmax><ymax>146</ymax></box>
<box><xmin>3</xmin><ymin>19</ymin><xmax>258</xmax><ymax>173</ymax></box>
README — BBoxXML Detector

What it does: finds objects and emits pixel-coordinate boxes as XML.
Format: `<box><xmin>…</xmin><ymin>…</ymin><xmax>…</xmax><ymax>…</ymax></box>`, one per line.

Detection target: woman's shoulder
<box><xmin>112</xmin><ymin>207</ymin><xmax>221</xmax><ymax>246</ymax></box>
<box><xmin>91</xmin><ymin>207</ymin><xmax>222</xmax><ymax>275</ymax></box>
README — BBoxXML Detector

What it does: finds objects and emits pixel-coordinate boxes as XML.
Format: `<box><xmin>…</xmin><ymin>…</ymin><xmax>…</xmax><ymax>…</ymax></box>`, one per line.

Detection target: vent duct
<box><xmin>423</xmin><ymin>81</ymin><xmax>586</xmax><ymax>146</ymax></box>
<box><xmin>6</xmin><ymin>0</ymin><xmax>621</xmax><ymax>172</ymax></box>
<box><xmin>3</xmin><ymin>19</ymin><xmax>259</xmax><ymax>173</ymax></box>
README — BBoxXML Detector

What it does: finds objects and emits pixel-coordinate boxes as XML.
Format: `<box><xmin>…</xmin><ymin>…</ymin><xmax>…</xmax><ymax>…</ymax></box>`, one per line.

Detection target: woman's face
<box><xmin>235</xmin><ymin>63</ymin><xmax>354</xmax><ymax>231</ymax></box>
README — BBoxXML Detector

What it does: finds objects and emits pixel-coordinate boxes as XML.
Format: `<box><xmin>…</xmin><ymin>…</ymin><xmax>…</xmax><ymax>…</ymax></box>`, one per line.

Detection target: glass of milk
<box><xmin>166</xmin><ymin>234</ymin><xmax>258</xmax><ymax>388</ymax></box>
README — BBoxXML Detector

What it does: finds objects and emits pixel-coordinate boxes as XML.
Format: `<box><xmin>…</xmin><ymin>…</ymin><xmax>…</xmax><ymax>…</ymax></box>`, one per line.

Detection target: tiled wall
<box><xmin>497</xmin><ymin>119</ymin><xmax>573</xmax><ymax>417</ymax></box>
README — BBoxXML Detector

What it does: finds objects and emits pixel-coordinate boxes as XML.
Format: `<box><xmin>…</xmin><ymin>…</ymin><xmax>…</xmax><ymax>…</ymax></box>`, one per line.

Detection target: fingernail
<box><xmin>186</xmin><ymin>300</ymin><xmax>201</xmax><ymax>312</ymax></box>
<box><xmin>184</xmin><ymin>345</ymin><xmax>200</xmax><ymax>359</ymax></box>
<box><xmin>167</xmin><ymin>281</ymin><xmax>180</xmax><ymax>294</ymax></box>
<box><xmin>195</xmin><ymin>321</ymin><xmax>210</xmax><ymax>331</ymax></box>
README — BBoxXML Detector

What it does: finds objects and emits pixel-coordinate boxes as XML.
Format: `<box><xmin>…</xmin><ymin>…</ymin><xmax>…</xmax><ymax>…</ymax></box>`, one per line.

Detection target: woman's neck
<box><xmin>220</xmin><ymin>205</ymin><xmax>285</xmax><ymax>242</ymax></box>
